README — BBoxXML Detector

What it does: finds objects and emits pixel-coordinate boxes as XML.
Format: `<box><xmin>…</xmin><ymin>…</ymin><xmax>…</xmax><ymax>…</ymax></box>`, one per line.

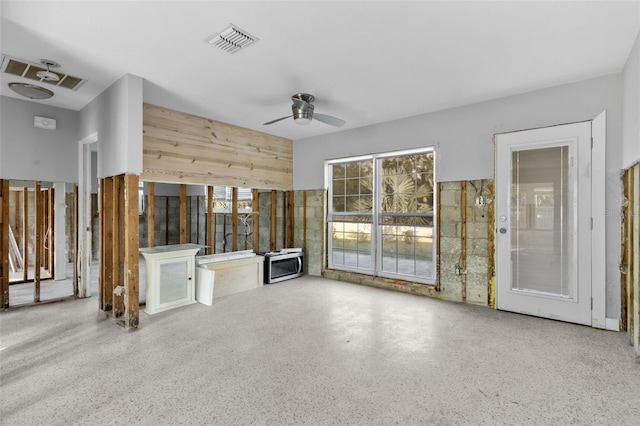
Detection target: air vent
<box><xmin>1</xmin><ymin>55</ymin><xmax>87</xmax><ymax>91</ymax></box>
<box><xmin>205</xmin><ymin>24</ymin><xmax>258</xmax><ymax>54</ymax></box>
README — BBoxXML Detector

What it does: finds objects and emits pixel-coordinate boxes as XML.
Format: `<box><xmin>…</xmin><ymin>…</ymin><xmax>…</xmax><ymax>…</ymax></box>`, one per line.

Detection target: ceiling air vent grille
<box><xmin>205</xmin><ymin>24</ymin><xmax>258</xmax><ymax>54</ymax></box>
<box><xmin>1</xmin><ymin>55</ymin><xmax>87</xmax><ymax>91</ymax></box>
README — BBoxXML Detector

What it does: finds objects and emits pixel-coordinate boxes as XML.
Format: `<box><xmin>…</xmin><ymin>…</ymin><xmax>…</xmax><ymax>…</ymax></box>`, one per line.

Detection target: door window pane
<box><xmin>511</xmin><ymin>146</ymin><xmax>573</xmax><ymax>297</ymax></box>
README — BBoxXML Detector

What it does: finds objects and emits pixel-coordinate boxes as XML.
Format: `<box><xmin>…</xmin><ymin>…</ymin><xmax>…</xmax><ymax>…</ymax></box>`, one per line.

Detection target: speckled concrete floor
<box><xmin>1</xmin><ymin>276</ymin><xmax>638</xmax><ymax>425</ymax></box>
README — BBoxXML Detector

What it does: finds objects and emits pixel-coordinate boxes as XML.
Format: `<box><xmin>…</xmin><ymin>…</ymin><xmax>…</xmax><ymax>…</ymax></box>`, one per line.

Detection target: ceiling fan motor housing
<box><xmin>292</xmin><ymin>102</ymin><xmax>314</xmax><ymax>123</ymax></box>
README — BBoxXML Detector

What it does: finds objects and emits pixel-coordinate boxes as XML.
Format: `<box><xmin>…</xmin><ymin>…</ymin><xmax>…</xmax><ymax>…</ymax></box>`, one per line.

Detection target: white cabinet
<box><xmin>139</xmin><ymin>244</ymin><xmax>205</xmax><ymax>315</ymax></box>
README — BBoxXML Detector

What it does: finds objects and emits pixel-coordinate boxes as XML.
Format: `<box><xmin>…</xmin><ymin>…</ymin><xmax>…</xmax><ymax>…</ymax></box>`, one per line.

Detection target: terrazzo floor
<box><xmin>1</xmin><ymin>275</ymin><xmax>639</xmax><ymax>425</ymax></box>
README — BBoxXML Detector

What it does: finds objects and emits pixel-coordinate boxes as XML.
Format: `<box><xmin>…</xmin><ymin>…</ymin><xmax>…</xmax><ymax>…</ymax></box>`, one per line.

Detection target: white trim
<box><xmin>591</xmin><ymin>111</ymin><xmax>607</xmax><ymax>329</ymax></box>
<box><xmin>77</xmin><ymin>132</ymin><xmax>98</xmax><ymax>299</ymax></box>
<box><xmin>605</xmin><ymin>318</ymin><xmax>620</xmax><ymax>331</ymax></box>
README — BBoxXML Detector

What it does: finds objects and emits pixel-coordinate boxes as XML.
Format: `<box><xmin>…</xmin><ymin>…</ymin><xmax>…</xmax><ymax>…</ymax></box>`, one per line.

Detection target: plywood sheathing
<box><xmin>142</xmin><ymin>103</ymin><xmax>293</xmax><ymax>191</ymax></box>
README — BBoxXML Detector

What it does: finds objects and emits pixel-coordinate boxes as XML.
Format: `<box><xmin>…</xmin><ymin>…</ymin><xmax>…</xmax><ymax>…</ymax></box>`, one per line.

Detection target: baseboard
<box><xmin>605</xmin><ymin>318</ymin><xmax>620</xmax><ymax>331</ymax></box>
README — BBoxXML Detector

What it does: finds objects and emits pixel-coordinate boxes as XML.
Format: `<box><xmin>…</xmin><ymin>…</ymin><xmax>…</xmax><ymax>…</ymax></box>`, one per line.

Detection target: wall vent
<box><xmin>1</xmin><ymin>55</ymin><xmax>87</xmax><ymax>91</ymax></box>
<box><xmin>205</xmin><ymin>24</ymin><xmax>258</xmax><ymax>54</ymax></box>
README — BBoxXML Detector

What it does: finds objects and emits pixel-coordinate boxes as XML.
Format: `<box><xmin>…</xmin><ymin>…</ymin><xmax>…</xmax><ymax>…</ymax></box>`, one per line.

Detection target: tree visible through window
<box><xmin>326</xmin><ymin>148</ymin><xmax>435</xmax><ymax>283</ymax></box>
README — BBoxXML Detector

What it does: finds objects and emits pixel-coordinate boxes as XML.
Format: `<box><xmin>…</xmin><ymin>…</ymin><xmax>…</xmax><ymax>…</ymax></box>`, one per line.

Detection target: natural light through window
<box><xmin>326</xmin><ymin>148</ymin><xmax>435</xmax><ymax>283</ymax></box>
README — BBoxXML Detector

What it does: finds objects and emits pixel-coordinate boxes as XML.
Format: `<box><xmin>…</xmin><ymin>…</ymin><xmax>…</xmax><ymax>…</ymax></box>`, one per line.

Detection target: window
<box><xmin>212</xmin><ymin>186</ymin><xmax>252</xmax><ymax>213</ymax></box>
<box><xmin>326</xmin><ymin>148</ymin><xmax>435</xmax><ymax>283</ymax></box>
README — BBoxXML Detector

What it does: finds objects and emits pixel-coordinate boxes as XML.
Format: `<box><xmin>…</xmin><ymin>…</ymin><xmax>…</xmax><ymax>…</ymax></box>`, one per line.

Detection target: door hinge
<box><xmin>591</xmin><ymin>137</ymin><xmax>594</xmax><ymax>149</ymax></box>
<box><xmin>591</xmin><ymin>298</ymin><xmax>593</xmax><ymax>310</ymax></box>
<box><xmin>591</xmin><ymin>218</ymin><xmax>593</xmax><ymax>229</ymax></box>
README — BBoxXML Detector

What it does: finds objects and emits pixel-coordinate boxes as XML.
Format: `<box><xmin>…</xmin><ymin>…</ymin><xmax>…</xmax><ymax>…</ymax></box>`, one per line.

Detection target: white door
<box><xmin>495</xmin><ymin>122</ymin><xmax>592</xmax><ymax>325</ymax></box>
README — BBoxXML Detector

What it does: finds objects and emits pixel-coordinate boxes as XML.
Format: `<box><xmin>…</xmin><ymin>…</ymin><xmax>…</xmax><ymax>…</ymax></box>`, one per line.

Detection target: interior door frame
<box><xmin>78</xmin><ymin>132</ymin><xmax>97</xmax><ymax>298</ymax></box>
<box><xmin>494</xmin><ymin>111</ymin><xmax>607</xmax><ymax>328</ymax></box>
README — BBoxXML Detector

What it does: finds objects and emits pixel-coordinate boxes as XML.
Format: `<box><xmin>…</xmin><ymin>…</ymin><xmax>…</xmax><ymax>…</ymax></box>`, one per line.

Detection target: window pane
<box><xmin>332</xmin><ymin>163</ymin><xmax>345</xmax><ymax>178</ymax></box>
<box><xmin>345</xmin><ymin>178</ymin><xmax>361</xmax><ymax>195</ymax></box>
<box><xmin>332</xmin><ymin>196</ymin><xmax>345</xmax><ymax>212</ymax></box>
<box><xmin>333</xmin><ymin>179</ymin><xmax>345</xmax><ymax>196</ymax></box>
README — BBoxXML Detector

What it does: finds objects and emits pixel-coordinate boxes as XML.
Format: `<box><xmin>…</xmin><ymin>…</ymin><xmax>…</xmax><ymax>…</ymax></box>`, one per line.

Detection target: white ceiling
<box><xmin>1</xmin><ymin>1</ymin><xmax>639</xmax><ymax>141</ymax></box>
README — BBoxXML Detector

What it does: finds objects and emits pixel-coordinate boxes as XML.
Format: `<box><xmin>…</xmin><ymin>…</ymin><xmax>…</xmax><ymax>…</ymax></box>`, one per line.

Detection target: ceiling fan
<box><xmin>263</xmin><ymin>93</ymin><xmax>346</xmax><ymax>127</ymax></box>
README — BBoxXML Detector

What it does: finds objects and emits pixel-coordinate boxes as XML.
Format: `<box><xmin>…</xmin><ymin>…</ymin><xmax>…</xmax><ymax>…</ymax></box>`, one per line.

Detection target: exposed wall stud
<box><xmin>0</xmin><ymin>179</ymin><xmax>9</xmax><ymax>308</ymax></box>
<box><xmin>180</xmin><ymin>184</ymin><xmax>187</xmax><ymax>244</ymax></box>
<box><xmin>147</xmin><ymin>182</ymin><xmax>155</xmax><ymax>247</ymax></box>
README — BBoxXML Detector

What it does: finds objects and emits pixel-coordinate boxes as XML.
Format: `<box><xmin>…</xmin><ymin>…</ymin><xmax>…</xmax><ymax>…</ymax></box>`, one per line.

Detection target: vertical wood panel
<box><xmin>180</xmin><ymin>184</ymin><xmax>187</xmax><ymax>244</ymax></box>
<box><xmin>34</xmin><ymin>181</ymin><xmax>41</xmax><ymax>303</ymax></box>
<box><xmin>207</xmin><ymin>186</ymin><xmax>214</xmax><ymax>254</ymax></box>
<box><xmin>232</xmin><ymin>187</ymin><xmax>238</xmax><ymax>252</ymax></box>
<box><xmin>123</xmin><ymin>174</ymin><xmax>140</xmax><ymax>330</ymax></box>
<box><xmin>147</xmin><ymin>182</ymin><xmax>155</xmax><ymax>247</ymax></box>
<box><xmin>0</xmin><ymin>180</ymin><xmax>9</xmax><ymax>308</ymax></box>
<box><xmin>252</xmin><ymin>189</ymin><xmax>259</xmax><ymax>252</ymax></box>
<box><xmin>270</xmin><ymin>190</ymin><xmax>277</xmax><ymax>251</ymax></box>
<box><xmin>49</xmin><ymin>188</ymin><xmax>55</xmax><ymax>277</ymax></box>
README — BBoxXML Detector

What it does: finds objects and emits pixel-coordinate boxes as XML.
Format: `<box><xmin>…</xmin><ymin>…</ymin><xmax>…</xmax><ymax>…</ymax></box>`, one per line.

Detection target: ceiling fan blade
<box><xmin>263</xmin><ymin>115</ymin><xmax>292</xmax><ymax>125</ymax></box>
<box><xmin>313</xmin><ymin>113</ymin><xmax>346</xmax><ymax>128</ymax></box>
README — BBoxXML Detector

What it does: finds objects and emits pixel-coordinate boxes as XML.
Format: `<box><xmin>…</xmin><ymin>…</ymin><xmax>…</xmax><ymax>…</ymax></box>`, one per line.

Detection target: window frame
<box><xmin>326</xmin><ymin>147</ymin><xmax>436</xmax><ymax>284</ymax></box>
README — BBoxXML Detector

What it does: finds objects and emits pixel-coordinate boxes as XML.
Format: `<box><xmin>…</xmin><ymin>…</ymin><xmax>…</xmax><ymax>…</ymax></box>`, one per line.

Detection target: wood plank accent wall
<box><xmin>0</xmin><ymin>180</ymin><xmax>9</xmax><ymax>308</ymax></box>
<box><xmin>142</xmin><ymin>103</ymin><xmax>293</xmax><ymax>190</ymax></box>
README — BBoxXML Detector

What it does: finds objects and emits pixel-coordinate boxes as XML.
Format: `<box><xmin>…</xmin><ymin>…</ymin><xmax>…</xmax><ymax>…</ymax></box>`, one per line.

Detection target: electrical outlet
<box><xmin>475</xmin><ymin>196</ymin><xmax>486</xmax><ymax>206</ymax></box>
<box><xmin>455</xmin><ymin>265</ymin><xmax>462</xmax><ymax>276</ymax></box>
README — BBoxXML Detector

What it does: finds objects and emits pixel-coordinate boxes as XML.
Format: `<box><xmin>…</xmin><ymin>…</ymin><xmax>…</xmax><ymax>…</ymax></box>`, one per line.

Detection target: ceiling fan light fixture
<box><xmin>8</xmin><ymin>82</ymin><xmax>54</xmax><ymax>100</ymax></box>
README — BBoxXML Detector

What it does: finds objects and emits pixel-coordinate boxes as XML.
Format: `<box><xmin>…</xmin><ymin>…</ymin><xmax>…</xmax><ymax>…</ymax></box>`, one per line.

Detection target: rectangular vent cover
<box><xmin>1</xmin><ymin>55</ymin><xmax>87</xmax><ymax>91</ymax></box>
<box><xmin>205</xmin><ymin>24</ymin><xmax>258</xmax><ymax>54</ymax></box>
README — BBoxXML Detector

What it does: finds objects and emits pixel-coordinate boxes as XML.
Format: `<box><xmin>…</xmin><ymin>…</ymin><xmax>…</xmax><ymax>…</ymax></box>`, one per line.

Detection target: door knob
<box><xmin>499</xmin><ymin>228</ymin><xmax>507</xmax><ymax>234</ymax></box>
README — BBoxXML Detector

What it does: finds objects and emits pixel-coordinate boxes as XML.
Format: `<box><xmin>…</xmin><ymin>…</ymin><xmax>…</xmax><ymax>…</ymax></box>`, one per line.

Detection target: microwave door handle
<box><xmin>297</xmin><ymin>256</ymin><xmax>303</xmax><ymax>273</ymax></box>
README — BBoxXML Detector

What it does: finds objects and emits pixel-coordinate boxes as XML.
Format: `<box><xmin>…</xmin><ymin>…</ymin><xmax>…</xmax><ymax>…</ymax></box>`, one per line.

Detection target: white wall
<box><xmin>294</xmin><ymin>73</ymin><xmax>624</xmax><ymax>318</ymax></box>
<box><xmin>623</xmin><ymin>30</ymin><xmax>640</xmax><ymax>169</ymax></box>
<box><xmin>78</xmin><ymin>74</ymin><xmax>143</xmax><ymax>178</ymax></box>
<box><xmin>0</xmin><ymin>96</ymin><xmax>79</xmax><ymax>182</ymax></box>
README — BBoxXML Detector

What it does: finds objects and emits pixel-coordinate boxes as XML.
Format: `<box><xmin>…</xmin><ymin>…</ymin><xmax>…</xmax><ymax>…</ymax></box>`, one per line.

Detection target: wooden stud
<box><xmin>73</xmin><ymin>184</ymin><xmax>79</xmax><ymax>297</ymax></box>
<box><xmin>460</xmin><ymin>181</ymin><xmax>467</xmax><ymax>303</ymax></box>
<box><xmin>180</xmin><ymin>184</ymin><xmax>187</xmax><ymax>244</ymax></box>
<box><xmin>49</xmin><ymin>188</ymin><xmax>55</xmax><ymax>277</ymax></box>
<box><xmin>232</xmin><ymin>187</ymin><xmax>238</xmax><ymax>252</ymax></box>
<box><xmin>34</xmin><ymin>181</ymin><xmax>41</xmax><ymax>302</ymax></box>
<box><xmin>123</xmin><ymin>174</ymin><xmax>140</xmax><ymax>330</ymax></box>
<box><xmin>113</xmin><ymin>175</ymin><xmax>125</xmax><ymax>318</ymax></box>
<box><xmin>621</xmin><ymin>169</ymin><xmax>630</xmax><ymax>332</ymax></box>
<box><xmin>303</xmin><ymin>190</ymin><xmax>307</xmax><ymax>253</ymax></box>
<box><xmin>487</xmin><ymin>180</ymin><xmax>496</xmax><ymax>309</ymax></box>
<box><xmin>0</xmin><ymin>180</ymin><xmax>9</xmax><ymax>308</ymax></box>
<box><xmin>22</xmin><ymin>187</ymin><xmax>29</xmax><ymax>282</ymax></box>
<box><xmin>631</xmin><ymin>164</ymin><xmax>640</xmax><ymax>362</ymax></box>
<box><xmin>207</xmin><ymin>186</ymin><xmax>214</xmax><ymax>254</ymax></box>
<box><xmin>626</xmin><ymin>169</ymin><xmax>635</xmax><ymax>345</ymax></box>
<box><xmin>270</xmin><ymin>190</ymin><xmax>277</xmax><ymax>251</ymax></box>
<box><xmin>13</xmin><ymin>190</ymin><xmax>20</xmax><ymax>264</ymax></box>
<box><xmin>286</xmin><ymin>191</ymin><xmax>294</xmax><ymax>248</ymax></box>
<box><xmin>252</xmin><ymin>189</ymin><xmax>259</xmax><ymax>252</ymax></box>
<box><xmin>101</xmin><ymin>177</ymin><xmax>114</xmax><ymax>311</ymax></box>
<box><xmin>435</xmin><ymin>183</ymin><xmax>442</xmax><ymax>292</ymax></box>
<box><xmin>147</xmin><ymin>182</ymin><xmax>155</xmax><ymax>247</ymax></box>
<box><xmin>165</xmin><ymin>197</ymin><xmax>169</xmax><ymax>245</ymax></box>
